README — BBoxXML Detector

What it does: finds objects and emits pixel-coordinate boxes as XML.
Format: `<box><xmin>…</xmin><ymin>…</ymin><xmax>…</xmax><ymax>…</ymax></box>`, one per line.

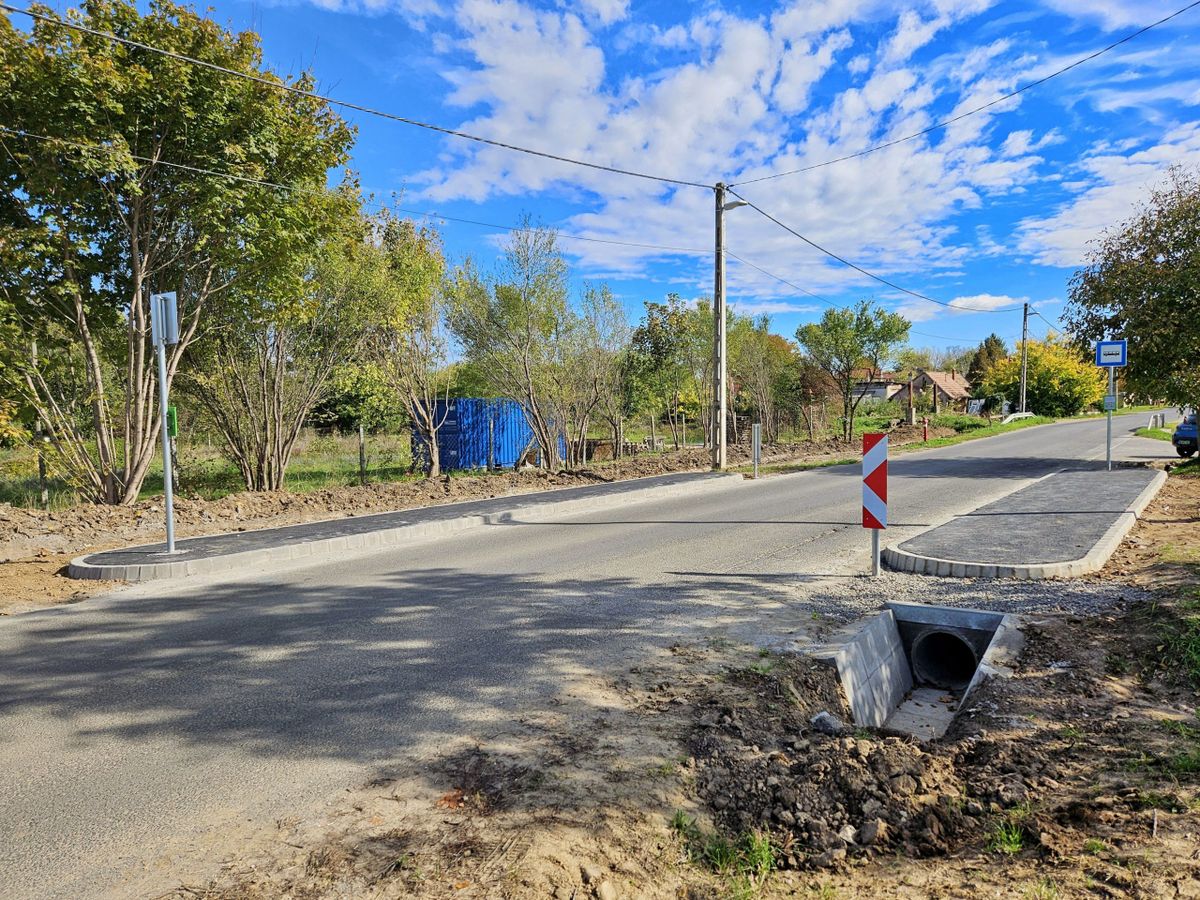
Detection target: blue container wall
<box><xmin>414</xmin><ymin>398</ymin><xmax>533</xmax><ymax>471</ymax></box>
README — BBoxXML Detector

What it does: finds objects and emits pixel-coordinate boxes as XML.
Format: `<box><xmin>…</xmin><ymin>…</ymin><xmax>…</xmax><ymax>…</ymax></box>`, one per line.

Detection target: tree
<box><xmin>1067</xmin><ymin>166</ymin><xmax>1200</xmax><ymax>408</ymax></box>
<box><xmin>967</xmin><ymin>334</ymin><xmax>1008</xmax><ymax>387</ymax></box>
<box><xmin>734</xmin><ymin>320</ymin><xmax>793</xmax><ymax>443</ymax></box>
<box><xmin>629</xmin><ymin>296</ymin><xmax>691</xmax><ymax>449</ymax></box>
<box><xmin>0</xmin><ymin>0</ymin><xmax>354</xmax><ymax>502</ymax></box>
<box><xmin>185</xmin><ymin>200</ymin><xmax>393</xmax><ymax>491</ymax></box>
<box><xmin>309</xmin><ymin>362</ymin><xmax>405</xmax><ymax>434</ymax></box>
<box><xmin>894</xmin><ymin>347</ymin><xmax>933</xmax><ymax>380</ymax></box>
<box><xmin>980</xmin><ymin>339</ymin><xmax>1105</xmax><ymax>417</ymax></box>
<box><xmin>445</xmin><ymin>223</ymin><xmax>571</xmax><ymax>471</ymax></box>
<box><xmin>367</xmin><ymin>215</ymin><xmax>450</xmax><ymax>477</ymax></box>
<box><xmin>795</xmin><ymin>300</ymin><xmax>911</xmax><ymax>441</ymax></box>
<box><xmin>547</xmin><ymin>284</ymin><xmax>628</xmax><ymax>468</ymax></box>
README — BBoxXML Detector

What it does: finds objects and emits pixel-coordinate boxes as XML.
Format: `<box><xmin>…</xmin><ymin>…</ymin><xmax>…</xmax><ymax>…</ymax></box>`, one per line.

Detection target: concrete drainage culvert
<box><xmin>812</xmin><ymin>602</ymin><xmax>1023</xmax><ymax>741</ymax></box>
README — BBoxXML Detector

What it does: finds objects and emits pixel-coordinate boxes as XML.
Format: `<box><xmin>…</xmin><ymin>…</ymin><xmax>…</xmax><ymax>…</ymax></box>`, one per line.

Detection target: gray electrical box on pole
<box><xmin>150</xmin><ymin>291</ymin><xmax>180</xmax><ymax>552</ymax></box>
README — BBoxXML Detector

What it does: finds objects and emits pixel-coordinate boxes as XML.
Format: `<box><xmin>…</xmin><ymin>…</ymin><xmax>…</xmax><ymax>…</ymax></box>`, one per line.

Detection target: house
<box><xmin>892</xmin><ymin>370</ymin><xmax>973</xmax><ymax>411</ymax></box>
<box><xmin>851</xmin><ymin>370</ymin><xmax>903</xmax><ymax>402</ymax></box>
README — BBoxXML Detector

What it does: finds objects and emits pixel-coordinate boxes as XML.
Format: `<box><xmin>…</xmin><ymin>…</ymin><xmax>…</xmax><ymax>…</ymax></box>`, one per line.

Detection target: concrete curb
<box><xmin>881</xmin><ymin>468</ymin><xmax>1167</xmax><ymax>580</ymax></box>
<box><xmin>69</xmin><ymin>472</ymin><xmax>744</xmax><ymax>583</ymax></box>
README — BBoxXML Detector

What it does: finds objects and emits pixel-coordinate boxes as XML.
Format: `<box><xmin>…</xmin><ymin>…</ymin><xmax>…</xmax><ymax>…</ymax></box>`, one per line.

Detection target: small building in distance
<box><xmin>851</xmin><ymin>370</ymin><xmax>903</xmax><ymax>402</ymax></box>
<box><xmin>892</xmin><ymin>370</ymin><xmax>973</xmax><ymax>412</ymax></box>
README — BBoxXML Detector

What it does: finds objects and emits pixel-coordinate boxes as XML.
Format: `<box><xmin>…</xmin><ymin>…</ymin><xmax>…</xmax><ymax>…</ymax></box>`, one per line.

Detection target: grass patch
<box><xmin>735</xmin><ymin>457</ymin><xmax>858</xmax><ymax>476</ymax></box>
<box><xmin>1023</xmin><ymin>876</ymin><xmax>1059</xmax><ymax>900</ymax></box>
<box><xmin>1173</xmin><ymin>457</ymin><xmax>1200</xmax><ymax>477</ymax></box>
<box><xmin>1083</xmin><ymin>838</ymin><xmax>1108</xmax><ymax>855</ymax></box>
<box><xmin>671</xmin><ymin>811</ymin><xmax>776</xmax><ymax>896</ymax></box>
<box><xmin>986</xmin><ymin>820</ymin><xmax>1026</xmax><ymax>855</ymax></box>
<box><xmin>919</xmin><ymin>416</ymin><xmax>1056</xmax><ymax>449</ymax></box>
<box><xmin>1136</xmin><ymin>426</ymin><xmax>1174</xmax><ymax>442</ymax></box>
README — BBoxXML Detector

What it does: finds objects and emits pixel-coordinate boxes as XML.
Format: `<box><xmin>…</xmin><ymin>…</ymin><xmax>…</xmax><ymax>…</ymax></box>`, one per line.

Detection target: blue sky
<box><xmin>23</xmin><ymin>0</ymin><xmax>1200</xmax><ymax>352</ymax></box>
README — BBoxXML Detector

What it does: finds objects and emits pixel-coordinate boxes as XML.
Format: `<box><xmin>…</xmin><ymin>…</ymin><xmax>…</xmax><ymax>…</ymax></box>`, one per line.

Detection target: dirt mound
<box><xmin>687</xmin><ymin>659</ymin><xmax>980</xmax><ymax>869</ymax></box>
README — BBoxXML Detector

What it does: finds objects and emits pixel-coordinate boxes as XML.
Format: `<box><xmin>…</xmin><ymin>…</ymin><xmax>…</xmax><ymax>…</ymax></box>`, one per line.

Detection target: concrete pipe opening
<box><xmin>911</xmin><ymin>629</ymin><xmax>978</xmax><ymax>691</ymax></box>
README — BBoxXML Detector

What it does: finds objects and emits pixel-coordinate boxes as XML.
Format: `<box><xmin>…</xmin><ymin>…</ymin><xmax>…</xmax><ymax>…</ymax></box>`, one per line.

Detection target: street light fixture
<box><xmin>712</xmin><ymin>183</ymin><xmax>748</xmax><ymax>471</ymax></box>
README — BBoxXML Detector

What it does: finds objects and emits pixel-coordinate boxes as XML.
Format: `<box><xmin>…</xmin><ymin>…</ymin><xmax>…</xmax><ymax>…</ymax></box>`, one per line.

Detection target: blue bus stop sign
<box><xmin>1095</xmin><ymin>340</ymin><xmax>1127</xmax><ymax>367</ymax></box>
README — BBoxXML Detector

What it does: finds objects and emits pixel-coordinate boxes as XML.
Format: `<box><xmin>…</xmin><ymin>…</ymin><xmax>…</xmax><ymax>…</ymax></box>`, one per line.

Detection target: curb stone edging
<box><xmin>881</xmin><ymin>468</ymin><xmax>1167</xmax><ymax>580</ymax></box>
<box><xmin>69</xmin><ymin>473</ymin><xmax>744</xmax><ymax>583</ymax></box>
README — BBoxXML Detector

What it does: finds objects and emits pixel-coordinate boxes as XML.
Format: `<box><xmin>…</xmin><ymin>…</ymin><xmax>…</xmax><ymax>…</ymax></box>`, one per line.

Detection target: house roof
<box><xmin>922</xmin><ymin>370</ymin><xmax>972</xmax><ymax>400</ymax></box>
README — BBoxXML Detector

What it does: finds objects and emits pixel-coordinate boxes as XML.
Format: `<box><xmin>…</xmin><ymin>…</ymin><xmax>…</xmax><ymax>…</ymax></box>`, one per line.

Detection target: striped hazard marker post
<box><xmin>863</xmin><ymin>433</ymin><xmax>888</xmax><ymax>575</ymax></box>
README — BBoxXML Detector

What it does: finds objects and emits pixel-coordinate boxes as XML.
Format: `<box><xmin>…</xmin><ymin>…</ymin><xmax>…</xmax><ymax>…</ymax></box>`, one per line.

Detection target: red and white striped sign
<box><xmin>862</xmin><ymin>433</ymin><xmax>888</xmax><ymax>529</ymax></box>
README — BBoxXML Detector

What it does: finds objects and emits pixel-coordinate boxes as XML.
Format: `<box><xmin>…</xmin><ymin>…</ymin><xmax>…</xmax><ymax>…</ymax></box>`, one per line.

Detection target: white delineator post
<box><xmin>150</xmin><ymin>291</ymin><xmax>180</xmax><ymax>552</ymax></box>
<box><xmin>863</xmin><ymin>433</ymin><xmax>888</xmax><ymax>576</ymax></box>
<box><xmin>752</xmin><ymin>422</ymin><xmax>761</xmax><ymax>478</ymax></box>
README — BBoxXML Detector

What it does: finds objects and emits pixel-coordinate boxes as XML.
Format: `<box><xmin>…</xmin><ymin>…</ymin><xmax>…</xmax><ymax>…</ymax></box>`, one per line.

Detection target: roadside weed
<box><xmin>1083</xmin><ymin>838</ymin><xmax>1108</xmax><ymax>855</ymax></box>
<box><xmin>1023</xmin><ymin>877</ymin><xmax>1059</xmax><ymax>899</ymax></box>
<box><xmin>670</xmin><ymin>814</ymin><xmax>776</xmax><ymax>896</ymax></box>
<box><xmin>986</xmin><ymin>820</ymin><xmax>1025</xmax><ymax>855</ymax></box>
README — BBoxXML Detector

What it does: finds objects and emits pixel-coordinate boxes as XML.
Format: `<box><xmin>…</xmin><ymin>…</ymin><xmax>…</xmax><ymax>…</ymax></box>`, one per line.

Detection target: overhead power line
<box><xmin>724</xmin><ymin>250</ymin><xmax>991</xmax><ymax>342</ymax></box>
<box><xmin>0</xmin><ymin>125</ymin><xmax>713</xmax><ymax>256</ymax></box>
<box><xmin>0</xmin><ymin>2</ymin><xmax>710</xmax><ymax>191</ymax></box>
<box><xmin>725</xmin><ymin>187</ymin><xmax>1023</xmax><ymax>314</ymax></box>
<box><xmin>731</xmin><ymin>0</ymin><xmax>1200</xmax><ymax>187</ymax></box>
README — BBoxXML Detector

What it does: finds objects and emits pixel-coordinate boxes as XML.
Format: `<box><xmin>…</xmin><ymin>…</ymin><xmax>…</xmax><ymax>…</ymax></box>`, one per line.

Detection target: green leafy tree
<box><xmin>980</xmin><ymin>339</ymin><xmax>1105</xmax><ymax>416</ymax></box>
<box><xmin>309</xmin><ymin>362</ymin><xmax>405</xmax><ymax>434</ymax></box>
<box><xmin>629</xmin><ymin>296</ymin><xmax>692</xmax><ymax>448</ymax></box>
<box><xmin>967</xmin><ymin>334</ymin><xmax>1008</xmax><ymax>387</ymax></box>
<box><xmin>0</xmin><ymin>0</ymin><xmax>354</xmax><ymax>502</ymax></box>
<box><xmin>795</xmin><ymin>300</ymin><xmax>911</xmax><ymax>441</ymax></box>
<box><xmin>894</xmin><ymin>347</ymin><xmax>933</xmax><ymax>380</ymax></box>
<box><xmin>367</xmin><ymin>214</ymin><xmax>451</xmax><ymax>476</ymax></box>
<box><xmin>1067</xmin><ymin>166</ymin><xmax>1200</xmax><ymax>408</ymax></box>
<box><xmin>186</xmin><ymin>200</ymin><xmax>396</xmax><ymax>491</ymax></box>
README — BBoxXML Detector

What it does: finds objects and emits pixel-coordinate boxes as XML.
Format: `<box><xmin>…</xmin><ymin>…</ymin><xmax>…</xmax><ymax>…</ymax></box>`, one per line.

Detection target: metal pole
<box><xmin>155</xmin><ymin>334</ymin><xmax>176</xmax><ymax>553</ymax></box>
<box><xmin>752</xmin><ymin>422</ymin><xmax>761</xmax><ymax>478</ymax></box>
<box><xmin>1106</xmin><ymin>366</ymin><xmax>1114</xmax><ymax>471</ymax></box>
<box><xmin>1019</xmin><ymin>302</ymin><xmax>1029</xmax><ymax>413</ymax></box>
<box><xmin>712</xmin><ymin>182</ymin><xmax>727</xmax><ymax>471</ymax></box>
<box><xmin>872</xmin><ymin>528</ymin><xmax>881</xmax><ymax>577</ymax></box>
<box><xmin>358</xmin><ymin>423</ymin><xmax>367</xmax><ymax>486</ymax></box>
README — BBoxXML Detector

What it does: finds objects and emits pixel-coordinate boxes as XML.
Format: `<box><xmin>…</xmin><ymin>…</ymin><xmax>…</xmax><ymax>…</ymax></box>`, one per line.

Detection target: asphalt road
<box><xmin>0</xmin><ymin>414</ymin><xmax>1174</xmax><ymax>898</ymax></box>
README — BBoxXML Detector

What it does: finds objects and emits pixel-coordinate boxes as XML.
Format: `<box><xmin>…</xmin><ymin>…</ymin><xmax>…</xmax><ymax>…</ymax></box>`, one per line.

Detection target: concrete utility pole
<box><xmin>1018</xmin><ymin>302</ymin><xmax>1030</xmax><ymax>414</ymax></box>
<box><xmin>712</xmin><ymin>183</ymin><xmax>748</xmax><ymax>471</ymax></box>
<box><xmin>713</xmin><ymin>183</ymin><xmax>728</xmax><ymax>471</ymax></box>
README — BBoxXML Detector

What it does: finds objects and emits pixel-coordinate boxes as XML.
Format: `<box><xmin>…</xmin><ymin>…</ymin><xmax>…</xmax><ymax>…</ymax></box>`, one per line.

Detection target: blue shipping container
<box><xmin>413</xmin><ymin>398</ymin><xmax>542</xmax><ymax>472</ymax></box>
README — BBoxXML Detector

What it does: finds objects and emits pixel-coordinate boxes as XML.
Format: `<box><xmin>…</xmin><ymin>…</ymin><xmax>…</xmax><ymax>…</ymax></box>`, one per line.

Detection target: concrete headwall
<box><xmin>814</xmin><ymin>610</ymin><xmax>913</xmax><ymax>728</ymax></box>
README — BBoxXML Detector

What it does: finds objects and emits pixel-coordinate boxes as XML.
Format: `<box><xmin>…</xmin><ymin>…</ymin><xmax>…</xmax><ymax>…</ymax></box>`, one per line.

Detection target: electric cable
<box><xmin>0</xmin><ymin>2</ymin><xmax>711</xmax><ymax>190</ymax></box>
<box><xmin>731</xmin><ymin>0</ymin><xmax>1200</xmax><ymax>187</ymax></box>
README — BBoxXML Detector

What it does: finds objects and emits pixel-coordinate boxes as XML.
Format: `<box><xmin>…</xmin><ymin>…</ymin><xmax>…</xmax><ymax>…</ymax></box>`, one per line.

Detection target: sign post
<box><xmin>1095</xmin><ymin>340</ymin><xmax>1127</xmax><ymax>472</ymax></box>
<box><xmin>863</xmin><ymin>433</ymin><xmax>888</xmax><ymax>576</ymax></box>
<box><xmin>150</xmin><ymin>292</ymin><xmax>180</xmax><ymax>552</ymax></box>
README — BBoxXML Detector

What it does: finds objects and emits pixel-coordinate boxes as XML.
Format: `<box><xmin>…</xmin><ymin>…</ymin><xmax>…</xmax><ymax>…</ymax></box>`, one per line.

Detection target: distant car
<box><xmin>1173</xmin><ymin>413</ymin><xmax>1198</xmax><ymax>458</ymax></box>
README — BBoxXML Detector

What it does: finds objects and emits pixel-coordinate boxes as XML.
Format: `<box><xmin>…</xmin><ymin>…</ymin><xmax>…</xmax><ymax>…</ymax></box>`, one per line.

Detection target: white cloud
<box><xmin>1038</xmin><ymin>0</ymin><xmax>1185</xmax><ymax>31</ymax></box>
<box><xmin>1017</xmin><ymin>123</ymin><xmax>1200</xmax><ymax>267</ymax></box>
<box><xmin>896</xmin><ymin>292</ymin><xmax>1026</xmax><ymax>322</ymax></box>
<box><xmin>571</xmin><ymin>0</ymin><xmax>629</xmax><ymax>27</ymax></box>
<box><xmin>729</xmin><ymin>299</ymin><xmax>823</xmax><ymax>315</ymax></box>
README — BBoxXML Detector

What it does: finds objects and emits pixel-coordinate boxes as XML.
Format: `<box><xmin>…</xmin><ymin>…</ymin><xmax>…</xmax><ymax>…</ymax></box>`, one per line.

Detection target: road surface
<box><xmin>0</xmin><ymin>415</ymin><xmax>1173</xmax><ymax>898</ymax></box>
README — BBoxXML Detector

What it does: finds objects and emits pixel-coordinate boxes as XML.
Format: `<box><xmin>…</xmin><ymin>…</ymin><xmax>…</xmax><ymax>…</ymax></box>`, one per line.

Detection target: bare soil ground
<box><xmin>0</xmin><ymin>437</ymin><xmax>887</xmax><ymax>615</ymax></box>
<box><xmin>168</xmin><ymin>470</ymin><xmax>1200</xmax><ymax>899</ymax></box>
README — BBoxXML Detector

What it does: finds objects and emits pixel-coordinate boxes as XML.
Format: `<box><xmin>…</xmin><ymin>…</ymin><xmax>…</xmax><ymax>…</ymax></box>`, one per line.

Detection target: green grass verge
<box><xmin>917</xmin><ymin>415</ymin><xmax>1056</xmax><ymax>449</ymax></box>
<box><xmin>1135</xmin><ymin>426</ymin><xmax>1173</xmax><ymax>442</ymax></box>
